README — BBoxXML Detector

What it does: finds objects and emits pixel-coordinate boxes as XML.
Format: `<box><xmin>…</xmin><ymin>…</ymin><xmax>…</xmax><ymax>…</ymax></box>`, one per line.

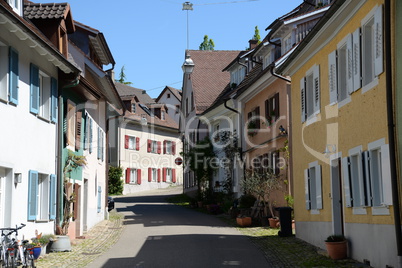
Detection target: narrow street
<box><xmin>86</xmin><ymin>187</ymin><xmax>270</xmax><ymax>268</ymax></box>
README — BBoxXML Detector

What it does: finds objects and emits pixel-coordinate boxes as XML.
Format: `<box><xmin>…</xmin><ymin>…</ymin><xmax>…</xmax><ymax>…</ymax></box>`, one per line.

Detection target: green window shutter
<box><xmin>51</xmin><ymin>78</ymin><xmax>58</xmax><ymax>123</ymax></box>
<box><xmin>49</xmin><ymin>174</ymin><xmax>57</xmax><ymax>220</ymax></box>
<box><xmin>28</xmin><ymin>170</ymin><xmax>38</xmax><ymax>221</ymax></box>
<box><xmin>9</xmin><ymin>47</ymin><xmax>19</xmax><ymax>105</ymax></box>
<box><xmin>97</xmin><ymin>186</ymin><xmax>102</xmax><ymax>213</ymax></box>
<box><xmin>315</xmin><ymin>165</ymin><xmax>322</xmax><ymax>210</ymax></box>
<box><xmin>30</xmin><ymin>63</ymin><xmax>39</xmax><ymax>114</ymax></box>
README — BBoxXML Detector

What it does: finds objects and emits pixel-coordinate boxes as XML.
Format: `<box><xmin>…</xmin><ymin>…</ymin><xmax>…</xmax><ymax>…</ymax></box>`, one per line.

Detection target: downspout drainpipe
<box><xmin>56</xmin><ymin>78</ymin><xmax>80</xmax><ymax>232</ymax></box>
<box><xmin>224</xmin><ymin>98</ymin><xmax>239</xmax><ymax>114</ymax></box>
<box><xmin>270</xmin><ymin>64</ymin><xmax>291</xmax><ymax>83</ymax></box>
<box><xmin>385</xmin><ymin>0</ymin><xmax>402</xmax><ymax>265</ymax></box>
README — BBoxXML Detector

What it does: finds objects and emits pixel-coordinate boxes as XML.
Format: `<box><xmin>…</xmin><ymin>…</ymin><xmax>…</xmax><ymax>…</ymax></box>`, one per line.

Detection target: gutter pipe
<box><xmin>224</xmin><ymin>99</ymin><xmax>239</xmax><ymax>114</ymax></box>
<box><xmin>56</xmin><ymin>78</ymin><xmax>80</xmax><ymax>231</ymax></box>
<box><xmin>270</xmin><ymin>64</ymin><xmax>291</xmax><ymax>83</ymax></box>
<box><xmin>385</xmin><ymin>0</ymin><xmax>402</xmax><ymax>265</ymax></box>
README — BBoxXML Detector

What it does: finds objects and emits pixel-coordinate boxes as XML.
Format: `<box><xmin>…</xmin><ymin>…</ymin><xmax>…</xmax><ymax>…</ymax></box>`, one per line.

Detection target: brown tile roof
<box><xmin>155</xmin><ymin>86</ymin><xmax>182</xmax><ymax>103</ymax></box>
<box><xmin>188</xmin><ymin>50</ymin><xmax>241</xmax><ymax>114</ymax></box>
<box><xmin>115</xmin><ymin>83</ymin><xmax>154</xmax><ymax>104</ymax></box>
<box><xmin>24</xmin><ymin>2</ymin><xmax>69</xmax><ymax>20</ymax></box>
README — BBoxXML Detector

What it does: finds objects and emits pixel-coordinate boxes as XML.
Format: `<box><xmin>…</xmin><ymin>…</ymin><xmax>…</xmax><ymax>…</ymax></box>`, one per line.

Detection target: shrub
<box><xmin>108</xmin><ymin>166</ymin><xmax>123</xmax><ymax>195</ymax></box>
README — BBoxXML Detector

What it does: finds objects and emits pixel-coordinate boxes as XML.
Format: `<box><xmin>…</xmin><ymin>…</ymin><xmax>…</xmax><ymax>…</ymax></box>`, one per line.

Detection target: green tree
<box><xmin>253</xmin><ymin>26</ymin><xmax>261</xmax><ymax>42</ymax></box>
<box><xmin>116</xmin><ymin>65</ymin><xmax>132</xmax><ymax>85</ymax></box>
<box><xmin>108</xmin><ymin>166</ymin><xmax>124</xmax><ymax>195</ymax></box>
<box><xmin>199</xmin><ymin>35</ymin><xmax>215</xmax><ymax>50</ymax></box>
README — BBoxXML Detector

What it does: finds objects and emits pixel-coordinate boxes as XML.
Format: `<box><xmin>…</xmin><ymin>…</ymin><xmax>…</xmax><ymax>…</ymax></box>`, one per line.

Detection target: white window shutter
<box><xmin>374</xmin><ymin>5</ymin><xmax>383</xmax><ymax>77</ymax></box>
<box><xmin>381</xmin><ymin>144</ymin><xmax>392</xmax><ymax>205</ymax></box>
<box><xmin>352</xmin><ymin>28</ymin><xmax>361</xmax><ymax>92</ymax></box>
<box><xmin>316</xmin><ymin>165</ymin><xmax>322</xmax><ymax>210</ymax></box>
<box><xmin>342</xmin><ymin>157</ymin><xmax>352</xmax><ymax>207</ymax></box>
<box><xmin>328</xmin><ymin>51</ymin><xmax>338</xmax><ymax>104</ymax></box>
<box><xmin>346</xmin><ymin>34</ymin><xmax>354</xmax><ymax>94</ymax></box>
<box><xmin>313</xmin><ymin>65</ymin><xmax>320</xmax><ymax>113</ymax></box>
<box><xmin>305</xmin><ymin>169</ymin><xmax>311</xmax><ymax>210</ymax></box>
<box><xmin>363</xmin><ymin>151</ymin><xmax>372</xmax><ymax>207</ymax></box>
<box><xmin>300</xmin><ymin>77</ymin><xmax>306</xmax><ymax>122</ymax></box>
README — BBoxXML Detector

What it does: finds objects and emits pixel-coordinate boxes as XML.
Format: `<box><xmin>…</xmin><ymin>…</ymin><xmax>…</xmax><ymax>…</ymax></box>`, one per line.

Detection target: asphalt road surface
<box><xmin>87</xmin><ymin>187</ymin><xmax>269</xmax><ymax>268</ymax></box>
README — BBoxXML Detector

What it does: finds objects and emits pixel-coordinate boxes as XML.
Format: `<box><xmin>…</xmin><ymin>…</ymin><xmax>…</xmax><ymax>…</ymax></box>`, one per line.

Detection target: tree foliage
<box><xmin>199</xmin><ymin>35</ymin><xmax>215</xmax><ymax>50</ymax></box>
<box><xmin>253</xmin><ymin>26</ymin><xmax>261</xmax><ymax>42</ymax></box>
<box><xmin>109</xmin><ymin>166</ymin><xmax>124</xmax><ymax>195</ymax></box>
<box><xmin>116</xmin><ymin>65</ymin><xmax>132</xmax><ymax>85</ymax></box>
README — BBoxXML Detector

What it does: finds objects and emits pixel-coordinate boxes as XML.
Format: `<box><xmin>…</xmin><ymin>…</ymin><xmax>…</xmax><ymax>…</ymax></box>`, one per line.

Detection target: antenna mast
<box><xmin>182</xmin><ymin>2</ymin><xmax>193</xmax><ymax>50</ymax></box>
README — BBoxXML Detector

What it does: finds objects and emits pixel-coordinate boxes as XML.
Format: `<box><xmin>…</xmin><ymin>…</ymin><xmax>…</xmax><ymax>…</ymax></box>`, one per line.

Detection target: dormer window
<box><xmin>283</xmin><ymin>34</ymin><xmax>292</xmax><ymax>55</ymax></box>
<box><xmin>131</xmin><ymin>103</ymin><xmax>136</xmax><ymax>113</ymax></box>
<box><xmin>230</xmin><ymin>66</ymin><xmax>246</xmax><ymax>87</ymax></box>
<box><xmin>7</xmin><ymin>0</ymin><xmax>21</xmax><ymax>15</ymax></box>
<box><xmin>263</xmin><ymin>51</ymin><xmax>273</xmax><ymax>70</ymax></box>
<box><xmin>316</xmin><ymin>0</ymin><xmax>330</xmax><ymax>7</ymax></box>
<box><xmin>161</xmin><ymin>111</ymin><xmax>165</xmax><ymax>120</ymax></box>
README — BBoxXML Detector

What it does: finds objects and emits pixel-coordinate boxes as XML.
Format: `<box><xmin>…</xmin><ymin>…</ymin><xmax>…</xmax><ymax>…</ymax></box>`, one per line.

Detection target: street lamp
<box><xmin>182</xmin><ymin>53</ymin><xmax>194</xmax><ymax>74</ymax></box>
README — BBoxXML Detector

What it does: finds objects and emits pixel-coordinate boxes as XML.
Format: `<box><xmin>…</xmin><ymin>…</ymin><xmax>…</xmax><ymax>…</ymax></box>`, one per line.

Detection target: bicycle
<box><xmin>0</xmin><ymin>224</ymin><xmax>35</xmax><ymax>268</ymax></box>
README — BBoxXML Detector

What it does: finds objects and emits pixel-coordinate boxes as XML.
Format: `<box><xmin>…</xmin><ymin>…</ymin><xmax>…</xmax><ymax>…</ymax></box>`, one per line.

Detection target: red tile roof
<box><xmin>24</xmin><ymin>2</ymin><xmax>69</xmax><ymax>20</ymax></box>
<box><xmin>187</xmin><ymin>50</ymin><xmax>240</xmax><ymax>114</ymax></box>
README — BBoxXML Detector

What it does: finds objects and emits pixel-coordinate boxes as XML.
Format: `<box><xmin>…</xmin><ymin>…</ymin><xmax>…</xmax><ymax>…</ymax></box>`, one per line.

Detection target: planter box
<box><xmin>325</xmin><ymin>240</ymin><xmax>347</xmax><ymax>260</ymax></box>
<box><xmin>236</xmin><ymin>217</ymin><xmax>252</xmax><ymax>227</ymax></box>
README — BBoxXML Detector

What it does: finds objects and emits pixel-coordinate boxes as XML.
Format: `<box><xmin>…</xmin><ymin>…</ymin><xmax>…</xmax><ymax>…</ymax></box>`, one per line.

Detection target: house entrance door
<box><xmin>330</xmin><ymin>158</ymin><xmax>344</xmax><ymax>235</ymax></box>
<box><xmin>0</xmin><ymin>168</ymin><xmax>12</xmax><ymax>228</ymax></box>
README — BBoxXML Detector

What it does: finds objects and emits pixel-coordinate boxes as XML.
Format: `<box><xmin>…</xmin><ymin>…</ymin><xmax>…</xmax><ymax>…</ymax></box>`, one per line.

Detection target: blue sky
<box><xmin>67</xmin><ymin>0</ymin><xmax>302</xmax><ymax>98</ymax></box>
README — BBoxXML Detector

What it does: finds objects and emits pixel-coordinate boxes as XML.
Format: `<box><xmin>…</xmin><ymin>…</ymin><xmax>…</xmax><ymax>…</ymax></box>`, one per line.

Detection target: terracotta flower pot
<box><xmin>325</xmin><ymin>240</ymin><xmax>347</xmax><ymax>260</ymax></box>
<box><xmin>268</xmin><ymin>218</ymin><xmax>279</xmax><ymax>228</ymax></box>
<box><xmin>236</xmin><ymin>217</ymin><xmax>252</xmax><ymax>227</ymax></box>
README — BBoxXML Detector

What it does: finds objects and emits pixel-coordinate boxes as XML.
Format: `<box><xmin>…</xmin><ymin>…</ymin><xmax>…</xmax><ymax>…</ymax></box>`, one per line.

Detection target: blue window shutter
<box><xmin>49</xmin><ymin>174</ymin><xmax>57</xmax><ymax>220</ymax></box>
<box><xmin>30</xmin><ymin>63</ymin><xmax>39</xmax><ymax>114</ymax></box>
<box><xmin>51</xmin><ymin>78</ymin><xmax>58</xmax><ymax>123</ymax></box>
<box><xmin>97</xmin><ymin>186</ymin><xmax>102</xmax><ymax>213</ymax></box>
<box><xmin>89</xmin><ymin>118</ymin><xmax>93</xmax><ymax>154</ymax></box>
<box><xmin>9</xmin><ymin>47</ymin><xmax>19</xmax><ymax>105</ymax></box>
<box><xmin>28</xmin><ymin>170</ymin><xmax>38</xmax><ymax>221</ymax></box>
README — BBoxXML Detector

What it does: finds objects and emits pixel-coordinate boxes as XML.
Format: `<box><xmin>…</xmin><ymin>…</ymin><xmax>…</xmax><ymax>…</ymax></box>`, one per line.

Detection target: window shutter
<box><xmin>49</xmin><ymin>174</ymin><xmax>57</xmax><ymax>220</ymax></box>
<box><xmin>163</xmin><ymin>168</ymin><xmax>167</xmax><ymax>182</ymax></box>
<box><xmin>28</xmin><ymin>170</ymin><xmax>38</xmax><ymax>221</ymax></box>
<box><xmin>75</xmin><ymin>111</ymin><xmax>82</xmax><ymax>151</ymax></box>
<box><xmin>172</xmin><ymin>169</ymin><xmax>176</xmax><ymax>183</ymax></box>
<box><xmin>73</xmin><ymin>183</ymin><xmax>79</xmax><ymax>219</ymax></box>
<box><xmin>97</xmin><ymin>186</ymin><xmax>102</xmax><ymax>213</ymax></box>
<box><xmin>300</xmin><ymin>77</ymin><xmax>306</xmax><ymax>122</ymax></box>
<box><xmin>29</xmin><ymin>63</ymin><xmax>39</xmax><ymax>114</ymax></box>
<box><xmin>363</xmin><ymin>151</ymin><xmax>372</xmax><ymax>207</ymax></box>
<box><xmin>304</xmin><ymin>169</ymin><xmax>310</xmax><ymax>210</ymax></box>
<box><xmin>342</xmin><ymin>157</ymin><xmax>352</xmax><ymax>207</ymax></box>
<box><xmin>328</xmin><ymin>50</ymin><xmax>338</xmax><ymax>104</ymax></box>
<box><xmin>163</xmin><ymin>140</ymin><xmax>167</xmax><ymax>154</ymax></box>
<box><xmin>89</xmin><ymin>118</ymin><xmax>93</xmax><ymax>154</ymax></box>
<box><xmin>265</xmin><ymin>99</ymin><xmax>270</xmax><ymax>123</ymax></box>
<box><xmin>125</xmin><ymin>135</ymin><xmax>130</xmax><ymax>149</ymax></box>
<box><xmin>147</xmin><ymin>139</ymin><xmax>151</xmax><ymax>152</ymax></box>
<box><xmin>313</xmin><ymin>65</ymin><xmax>320</xmax><ymax>113</ymax></box>
<box><xmin>274</xmin><ymin>93</ymin><xmax>280</xmax><ymax>119</ymax></box>
<box><xmin>352</xmin><ymin>28</ymin><xmax>361</xmax><ymax>92</ymax></box>
<box><xmin>157</xmin><ymin>169</ymin><xmax>161</xmax><ymax>182</ymax></box>
<box><xmin>51</xmin><ymin>78</ymin><xmax>58</xmax><ymax>123</ymax></box>
<box><xmin>137</xmin><ymin>169</ymin><xmax>142</xmax><ymax>184</ymax></box>
<box><xmin>97</xmin><ymin>127</ymin><xmax>101</xmax><ymax>159</ymax></box>
<box><xmin>157</xmin><ymin>141</ymin><xmax>161</xmax><ymax>154</ymax></box>
<box><xmin>346</xmin><ymin>34</ymin><xmax>354</xmax><ymax>94</ymax></box>
<box><xmin>8</xmin><ymin>47</ymin><xmax>19</xmax><ymax>105</ymax></box>
<box><xmin>148</xmin><ymin>168</ymin><xmax>152</xmax><ymax>182</ymax></box>
<box><xmin>136</xmin><ymin>137</ymin><xmax>140</xmax><ymax>151</ymax></box>
<box><xmin>66</xmin><ymin>100</ymin><xmax>76</xmax><ymax>148</ymax></box>
<box><xmin>255</xmin><ymin>107</ymin><xmax>260</xmax><ymax>129</ymax></box>
<box><xmin>381</xmin><ymin>144</ymin><xmax>392</xmax><ymax>205</ymax></box>
<box><xmin>125</xmin><ymin>168</ymin><xmax>131</xmax><ymax>184</ymax></box>
<box><xmin>172</xmin><ymin>142</ymin><xmax>176</xmax><ymax>155</ymax></box>
<box><xmin>315</xmin><ymin>165</ymin><xmax>322</xmax><ymax>210</ymax></box>
<box><xmin>374</xmin><ymin>5</ymin><xmax>383</xmax><ymax>77</ymax></box>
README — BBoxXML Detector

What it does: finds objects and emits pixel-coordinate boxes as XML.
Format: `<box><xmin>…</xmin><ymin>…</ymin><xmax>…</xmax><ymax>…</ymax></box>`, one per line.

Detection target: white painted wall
<box><xmin>157</xmin><ymin>90</ymin><xmax>181</xmax><ymax>125</ymax></box>
<box><xmin>0</xmin><ymin>31</ymin><xmax>58</xmax><ymax>238</ymax></box>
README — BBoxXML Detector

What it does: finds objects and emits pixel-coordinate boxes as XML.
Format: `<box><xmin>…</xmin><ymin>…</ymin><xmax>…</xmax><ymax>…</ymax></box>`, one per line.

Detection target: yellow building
<box><xmin>278</xmin><ymin>1</ymin><xmax>400</xmax><ymax>267</ymax></box>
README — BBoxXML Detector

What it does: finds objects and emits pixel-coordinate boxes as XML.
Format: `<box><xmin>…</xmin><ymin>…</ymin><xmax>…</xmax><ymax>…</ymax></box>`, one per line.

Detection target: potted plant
<box><xmin>236</xmin><ymin>215</ymin><xmax>252</xmax><ymax>227</ymax></box>
<box><xmin>51</xmin><ymin>150</ymin><xmax>86</xmax><ymax>252</ymax></box>
<box><xmin>325</xmin><ymin>235</ymin><xmax>348</xmax><ymax>260</ymax></box>
<box><xmin>38</xmin><ymin>234</ymin><xmax>56</xmax><ymax>255</ymax></box>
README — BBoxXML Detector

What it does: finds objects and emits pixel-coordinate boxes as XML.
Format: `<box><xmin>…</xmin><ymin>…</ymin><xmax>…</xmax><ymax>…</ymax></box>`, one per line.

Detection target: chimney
<box><xmin>249</xmin><ymin>39</ymin><xmax>259</xmax><ymax>50</ymax></box>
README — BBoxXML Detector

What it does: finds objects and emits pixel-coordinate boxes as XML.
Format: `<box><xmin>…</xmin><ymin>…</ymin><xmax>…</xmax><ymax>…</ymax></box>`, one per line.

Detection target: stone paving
<box><xmin>35</xmin><ymin>211</ymin><xmax>124</xmax><ymax>268</ymax></box>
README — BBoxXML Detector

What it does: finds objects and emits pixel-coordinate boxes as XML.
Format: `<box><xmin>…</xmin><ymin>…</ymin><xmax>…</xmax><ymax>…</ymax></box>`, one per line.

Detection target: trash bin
<box><xmin>275</xmin><ymin>207</ymin><xmax>293</xmax><ymax>237</ymax></box>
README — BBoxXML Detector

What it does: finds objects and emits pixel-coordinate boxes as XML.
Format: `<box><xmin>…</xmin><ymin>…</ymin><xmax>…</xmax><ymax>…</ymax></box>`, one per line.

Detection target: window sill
<box><xmin>310</xmin><ymin>209</ymin><xmax>320</xmax><ymax>215</ymax></box>
<box><xmin>35</xmin><ymin>219</ymin><xmax>49</xmax><ymax>223</ymax></box>
<box><xmin>372</xmin><ymin>206</ymin><xmax>390</xmax><ymax>216</ymax></box>
<box><xmin>338</xmin><ymin>96</ymin><xmax>351</xmax><ymax>109</ymax></box>
<box><xmin>361</xmin><ymin>77</ymin><xmax>379</xmax><ymax>94</ymax></box>
<box><xmin>352</xmin><ymin>207</ymin><xmax>367</xmax><ymax>215</ymax></box>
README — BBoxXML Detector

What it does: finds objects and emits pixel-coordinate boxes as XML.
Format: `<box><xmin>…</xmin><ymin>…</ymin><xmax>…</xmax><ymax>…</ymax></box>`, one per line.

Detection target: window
<box><xmin>283</xmin><ymin>34</ymin><xmax>292</xmax><ymax>54</ymax></box>
<box><xmin>7</xmin><ymin>0</ymin><xmax>21</xmax><ymax>14</ymax></box>
<box><xmin>163</xmin><ymin>140</ymin><xmax>176</xmax><ymax>155</ymax></box>
<box><xmin>263</xmin><ymin>50</ymin><xmax>272</xmax><ymax>69</ymax></box>
<box><xmin>362</xmin><ymin>6</ymin><xmax>383</xmax><ymax>88</ymax></box>
<box><xmin>230</xmin><ymin>65</ymin><xmax>246</xmax><ymax>86</ymax></box>
<box><xmin>0</xmin><ymin>45</ymin><xmax>8</xmax><ymax>101</ymax></box>
<box><xmin>300</xmin><ymin>65</ymin><xmax>320</xmax><ymax>122</ymax></box>
<box><xmin>125</xmin><ymin>168</ymin><xmax>141</xmax><ymax>184</ymax></box>
<box><xmin>148</xmin><ymin>168</ymin><xmax>158</xmax><ymax>182</ymax></box>
<box><xmin>84</xmin><ymin>114</ymin><xmax>93</xmax><ymax>153</ymax></box>
<box><xmin>185</xmin><ymin>98</ymin><xmax>189</xmax><ymax>116</ymax></box>
<box><xmin>304</xmin><ymin>162</ymin><xmax>322</xmax><ymax>211</ymax></box>
<box><xmin>9</xmin><ymin>47</ymin><xmax>18</xmax><ymax>105</ymax></box>
<box><xmin>163</xmin><ymin>168</ymin><xmax>176</xmax><ymax>183</ymax></box>
<box><xmin>175</xmin><ymin>105</ymin><xmax>180</xmax><ymax>114</ymax></box>
<box><xmin>27</xmin><ymin>171</ymin><xmax>56</xmax><ymax>221</ymax></box>
<box><xmin>167</xmin><ymin>93</ymin><xmax>171</xmax><ymax>98</ymax></box>
<box><xmin>343</xmin><ymin>146</ymin><xmax>367</xmax><ymax>208</ymax></box>
<box><xmin>131</xmin><ymin>103</ymin><xmax>136</xmax><ymax>113</ymax></box>
<box><xmin>147</xmin><ymin>139</ymin><xmax>161</xmax><ymax>154</ymax></box>
<box><xmin>125</xmin><ymin>135</ymin><xmax>139</xmax><ymax>151</ymax></box>
<box><xmin>265</xmin><ymin>93</ymin><xmax>280</xmax><ymax>125</ymax></box>
<box><xmin>161</xmin><ymin>111</ymin><xmax>165</xmax><ymax>120</ymax></box>
<box><xmin>191</xmin><ymin>92</ymin><xmax>194</xmax><ymax>111</ymax></box>
<box><xmin>97</xmin><ymin>127</ymin><xmax>104</xmax><ymax>161</ymax></box>
<box><xmin>247</xmin><ymin>106</ymin><xmax>260</xmax><ymax>129</ymax></box>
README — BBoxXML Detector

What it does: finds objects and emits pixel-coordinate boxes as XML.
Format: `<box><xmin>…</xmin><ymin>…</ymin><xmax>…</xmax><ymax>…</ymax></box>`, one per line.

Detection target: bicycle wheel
<box><xmin>7</xmin><ymin>253</ymin><xmax>15</xmax><ymax>268</ymax></box>
<box><xmin>23</xmin><ymin>252</ymin><xmax>35</xmax><ymax>268</ymax></box>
